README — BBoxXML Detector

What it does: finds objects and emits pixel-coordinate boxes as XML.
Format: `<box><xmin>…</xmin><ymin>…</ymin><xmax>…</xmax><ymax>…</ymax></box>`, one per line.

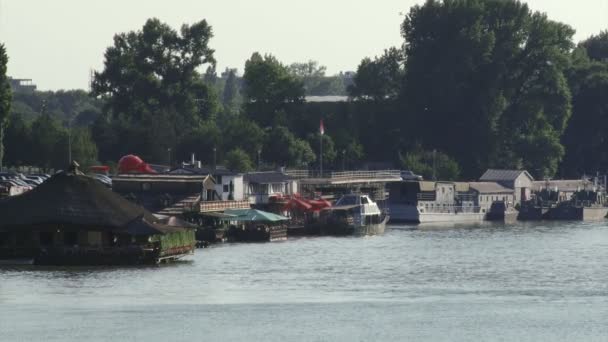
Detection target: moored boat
<box><xmin>320</xmin><ymin>194</ymin><xmax>388</xmax><ymax>236</ymax></box>
<box><xmin>546</xmin><ymin>189</ymin><xmax>608</xmax><ymax>221</ymax></box>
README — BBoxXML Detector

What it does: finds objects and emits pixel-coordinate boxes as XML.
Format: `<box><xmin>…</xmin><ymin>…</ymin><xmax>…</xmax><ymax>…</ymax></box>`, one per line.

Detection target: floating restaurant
<box><xmin>0</xmin><ymin>163</ymin><xmax>195</xmax><ymax>265</ymax></box>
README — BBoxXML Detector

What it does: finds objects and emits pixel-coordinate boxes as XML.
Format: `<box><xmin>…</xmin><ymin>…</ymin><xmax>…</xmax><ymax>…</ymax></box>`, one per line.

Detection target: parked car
<box><xmin>401</xmin><ymin>170</ymin><xmax>423</xmax><ymax>181</ymax></box>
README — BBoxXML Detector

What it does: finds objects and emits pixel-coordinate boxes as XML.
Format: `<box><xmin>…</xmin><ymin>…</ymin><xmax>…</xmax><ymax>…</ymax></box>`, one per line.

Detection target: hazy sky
<box><xmin>1</xmin><ymin>0</ymin><xmax>607</xmax><ymax>91</ymax></box>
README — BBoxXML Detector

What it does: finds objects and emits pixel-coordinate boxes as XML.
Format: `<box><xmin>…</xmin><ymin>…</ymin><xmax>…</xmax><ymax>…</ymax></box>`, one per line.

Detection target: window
<box><xmin>223</xmin><ymin>184</ymin><xmax>229</xmax><ymax>193</ymax></box>
<box><xmin>361</xmin><ymin>197</ymin><xmax>369</xmax><ymax>205</ymax></box>
<box><xmin>216</xmin><ymin>175</ymin><xmax>222</xmax><ymax>184</ymax></box>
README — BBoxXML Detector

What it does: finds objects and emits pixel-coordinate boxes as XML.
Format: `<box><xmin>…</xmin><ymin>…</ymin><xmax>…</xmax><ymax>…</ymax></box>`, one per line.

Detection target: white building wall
<box><xmin>214</xmin><ymin>174</ymin><xmax>245</xmax><ymax>201</ymax></box>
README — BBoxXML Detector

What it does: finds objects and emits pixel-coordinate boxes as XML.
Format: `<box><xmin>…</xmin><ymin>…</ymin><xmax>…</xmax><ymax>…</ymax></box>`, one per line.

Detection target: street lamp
<box><xmin>213</xmin><ymin>147</ymin><xmax>217</xmax><ymax>171</ymax></box>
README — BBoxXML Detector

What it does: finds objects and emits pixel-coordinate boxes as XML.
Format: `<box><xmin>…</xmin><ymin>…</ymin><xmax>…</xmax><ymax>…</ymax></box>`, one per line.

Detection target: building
<box><xmin>469</xmin><ymin>182</ymin><xmax>516</xmax><ymax>213</ymax></box>
<box><xmin>479</xmin><ymin>169</ymin><xmax>534</xmax><ymax>205</ymax></box>
<box><xmin>169</xmin><ymin>167</ymin><xmax>245</xmax><ymax>201</ymax></box>
<box><xmin>0</xmin><ymin>168</ymin><xmax>195</xmax><ymax>265</ymax></box>
<box><xmin>244</xmin><ymin>171</ymin><xmax>299</xmax><ymax>206</ymax></box>
<box><xmin>8</xmin><ymin>77</ymin><xmax>37</xmax><ymax>94</ymax></box>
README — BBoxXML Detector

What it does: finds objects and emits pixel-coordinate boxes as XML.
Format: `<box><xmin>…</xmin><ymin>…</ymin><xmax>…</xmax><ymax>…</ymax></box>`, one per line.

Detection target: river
<box><xmin>1</xmin><ymin>222</ymin><xmax>607</xmax><ymax>341</ymax></box>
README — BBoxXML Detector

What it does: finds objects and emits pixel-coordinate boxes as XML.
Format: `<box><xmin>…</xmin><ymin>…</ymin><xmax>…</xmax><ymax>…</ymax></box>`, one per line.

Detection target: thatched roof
<box><xmin>0</xmin><ymin>172</ymin><xmax>186</xmax><ymax>235</ymax></box>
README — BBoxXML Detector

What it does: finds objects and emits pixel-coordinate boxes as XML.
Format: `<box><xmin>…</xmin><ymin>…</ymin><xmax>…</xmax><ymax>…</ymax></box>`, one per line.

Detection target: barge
<box><xmin>0</xmin><ymin>163</ymin><xmax>195</xmax><ymax>265</ymax></box>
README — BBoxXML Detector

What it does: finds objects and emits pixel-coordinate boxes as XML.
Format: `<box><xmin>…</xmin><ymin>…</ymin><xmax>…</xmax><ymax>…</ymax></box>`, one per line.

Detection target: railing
<box><xmin>419</xmin><ymin>205</ymin><xmax>482</xmax><ymax>214</ymax></box>
<box><xmin>286</xmin><ymin>169</ymin><xmax>401</xmax><ymax>180</ymax></box>
<box><xmin>199</xmin><ymin>200</ymin><xmax>250</xmax><ymax>212</ymax></box>
<box><xmin>417</xmin><ymin>193</ymin><xmax>436</xmax><ymax>201</ymax></box>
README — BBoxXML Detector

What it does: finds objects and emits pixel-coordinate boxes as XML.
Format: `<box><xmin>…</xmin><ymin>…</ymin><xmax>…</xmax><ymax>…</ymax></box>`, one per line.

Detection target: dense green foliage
<box><xmin>4</xmin><ymin>4</ymin><xmax>608</xmax><ymax>179</ymax></box>
<box><xmin>400</xmin><ymin>146</ymin><xmax>461</xmax><ymax>180</ymax></box>
<box><xmin>0</xmin><ymin>44</ymin><xmax>12</xmax><ymax>171</ymax></box>
<box><xmin>224</xmin><ymin>148</ymin><xmax>254</xmax><ymax>172</ymax></box>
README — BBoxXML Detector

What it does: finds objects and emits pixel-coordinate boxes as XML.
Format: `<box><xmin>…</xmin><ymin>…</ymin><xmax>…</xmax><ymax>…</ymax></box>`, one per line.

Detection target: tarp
<box><xmin>222</xmin><ymin>209</ymin><xmax>289</xmax><ymax>222</ymax></box>
<box><xmin>201</xmin><ymin>212</ymin><xmax>238</xmax><ymax>219</ymax></box>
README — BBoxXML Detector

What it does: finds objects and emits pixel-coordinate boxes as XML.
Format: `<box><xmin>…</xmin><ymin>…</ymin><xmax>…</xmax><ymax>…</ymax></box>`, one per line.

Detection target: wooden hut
<box><xmin>0</xmin><ymin>166</ymin><xmax>195</xmax><ymax>265</ymax></box>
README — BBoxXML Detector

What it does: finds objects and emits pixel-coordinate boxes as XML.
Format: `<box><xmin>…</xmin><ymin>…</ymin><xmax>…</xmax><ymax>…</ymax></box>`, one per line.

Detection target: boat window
<box><xmin>336</xmin><ymin>196</ymin><xmax>357</xmax><ymax>206</ymax></box>
<box><xmin>361</xmin><ymin>197</ymin><xmax>369</xmax><ymax>205</ymax></box>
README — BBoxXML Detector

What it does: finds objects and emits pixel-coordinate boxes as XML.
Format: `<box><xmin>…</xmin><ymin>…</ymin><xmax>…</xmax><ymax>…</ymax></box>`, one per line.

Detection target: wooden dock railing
<box><xmin>199</xmin><ymin>200</ymin><xmax>250</xmax><ymax>212</ymax></box>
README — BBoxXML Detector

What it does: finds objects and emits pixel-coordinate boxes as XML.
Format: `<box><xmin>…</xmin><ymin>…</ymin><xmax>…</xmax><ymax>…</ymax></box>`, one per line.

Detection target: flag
<box><xmin>320</xmin><ymin>119</ymin><xmax>325</xmax><ymax>135</ymax></box>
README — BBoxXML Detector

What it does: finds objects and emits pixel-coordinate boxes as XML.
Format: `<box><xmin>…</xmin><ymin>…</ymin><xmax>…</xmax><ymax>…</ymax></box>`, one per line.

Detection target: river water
<box><xmin>1</xmin><ymin>222</ymin><xmax>607</xmax><ymax>341</ymax></box>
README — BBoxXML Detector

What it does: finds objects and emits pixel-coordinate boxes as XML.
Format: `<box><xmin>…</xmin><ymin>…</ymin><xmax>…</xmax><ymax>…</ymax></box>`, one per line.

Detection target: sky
<box><xmin>0</xmin><ymin>0</ymin><xmax>607</xmax><ymax>91</ymax></box>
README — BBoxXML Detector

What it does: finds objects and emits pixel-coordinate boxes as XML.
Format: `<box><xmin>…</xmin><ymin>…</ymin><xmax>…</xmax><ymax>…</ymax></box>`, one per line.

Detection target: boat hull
<box><xmin>517</xmin><ymin>206</ymin><xmax>551</xmax><ymax>221</ymax></box>
<box><xmin>389</xmin><ymin>204</ymin><xmax>484</xmax><ymax>223</ymax></box>
<box><xmin>320</xmin><ymin>216</ymin><xmax>388</xmax><ymax>236</ymax></box>
<box><xmin>547</xmin><ymin>206</ymin><xmax>608</xmax><ymax>221</ymax></box>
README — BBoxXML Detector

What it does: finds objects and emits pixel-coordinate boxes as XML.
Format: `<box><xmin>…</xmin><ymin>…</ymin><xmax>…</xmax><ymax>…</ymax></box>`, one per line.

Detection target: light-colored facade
<box><xmin>479</xmin><ymin>169</ymin><xmax>534</xmax><ymax>205</ymax></box>
<box><xmin>244</xmin><ymin>172</ymin><xmax>298</xmax><ymax>205</ymax></box>
<box><xmin>388</xmin><ymin>181</ymin><xmax>483</xmax><ymax>223</ymax></box>
<box><xmin>469</xmin><ymin>182</ymin><xmax>515</xmax><ymax>213</ymax></box>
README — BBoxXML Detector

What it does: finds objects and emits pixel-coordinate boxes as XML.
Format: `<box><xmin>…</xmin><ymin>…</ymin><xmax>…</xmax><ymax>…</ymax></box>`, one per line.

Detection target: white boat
<box><xmin>320</xmin><ymin>194</ymin><xmax>389</xmax><ymax>236</ymax></box>
<box><xmin>388</xmin><ymin>181</ymin><xmax>484</xmax><ymax>223</ymax></box>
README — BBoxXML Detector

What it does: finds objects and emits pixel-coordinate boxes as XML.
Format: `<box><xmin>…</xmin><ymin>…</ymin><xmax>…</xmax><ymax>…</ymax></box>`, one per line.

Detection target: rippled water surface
<box><xmin>2</xmin><ymin>222</ymin><xmax>608</xmax><ymax>341</ymax></box>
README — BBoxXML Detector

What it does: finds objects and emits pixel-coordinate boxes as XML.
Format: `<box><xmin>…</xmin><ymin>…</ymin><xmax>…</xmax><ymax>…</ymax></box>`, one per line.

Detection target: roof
<box><xmin>469</xmin><ymin>182</ymin><xmax>514</xmax><ymax>194</ymax></box>
<box><xmin>244</xmin><ymin>171</ymin><xmax>294</xmax><ymax>184</ymax></box>
<box><xmin>532</xmin><ymin>179</ymin><xmax>594</xmax><ymax>192</ymax></box>
<box><xmin>222</xmin><ymin>209</ymin><xmax>289</xmax><ymax>222</ymax></box>
<box><xmin>479</xmin><ymin>169</ymin><xmax>534</xmax><ymax>182</ymax></box>
<box><xmin>0</xmin><ymin>172</ymin><xmax>187</xmax><ymax>235</ymax></box>
<box><xmin>453</xmin><ymin>182</ymin><xmax>470</xmax><ymax>192</ymax></box>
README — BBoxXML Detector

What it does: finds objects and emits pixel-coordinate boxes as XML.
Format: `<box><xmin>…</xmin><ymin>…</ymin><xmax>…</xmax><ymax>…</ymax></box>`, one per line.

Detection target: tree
<box><xmin>401</xmin><ymin>0</ymin><xmax>575</xmax><ymax>178</ymax></box>
<box><xmin>561</xmin><ymin>48</ymin><xmax>608</xmax><ymax>175</ymax></box>
<box><xmin>243</xmin><ymin>53</ymin><xmax>304</xmax><ymax>127</ymax></box>
<box><xmin>175</xmin><ymin>121</ymin><xmax>222</xmax><ymax>166</ymax></box>
<box><xmin>400</xmin><ymin>146</ymin><xmax>461</xmax><ymax>180</ymax></box>
<box><xmin>222</xmin><ymin>117</ymin><xmax>265</xmax><ymax>158</ymax></box>
<box><xmin>262</xmin><ymin>126</ymin><xmax>315</xmax><ymax>167</ymax></box>
<box><xmin>307</xmin><ymin>133</ymin><xmax>337</xmax><ymax>168</ymax></box>
<box><xmin>92</xmin><ymin>18</ymin><xmax>217</xmax><ymax>163</ymax></box>
<box><xmin>30</xmin><ymin>112</ymin><xmax>67</xmax><ymax>170</ymax></box>
<box><xmin>579</xmin><ymin>30</ymin><xmax>608</xmax><ymax>62</ymax></box>
<box><xmin>64</xmin><ymin>128</ymin><xmax>98</xmax><ymax>168</ymax></box>
<box><xmin>0</xmin><ymin>44</ymin><xmax>12</xmax><ymax>171</ymax></box>
<box><xmin>3</xmin><ymin>112</ymin><xmax>32</xmax><ymax>167</ymax></box>
<box><xmin>349</xmin><ymin>47</ymin><xmax>405</xmax><ymax>101</ymax></box>
<box><xmin>225</xmin><ymin>148</ymin><xmax>254</xmax><ymax>172</ymax></box>
<box><xmin>222</xmin><ymin>68</ymin><xmax>240</xmax><ymax>114</ymax></box>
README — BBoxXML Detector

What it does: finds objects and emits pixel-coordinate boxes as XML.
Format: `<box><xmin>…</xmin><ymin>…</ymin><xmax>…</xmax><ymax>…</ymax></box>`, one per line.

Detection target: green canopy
<box><xmin>222</xmin><ymin>209</ymin><xmax>289</xmax><ymax>222</ymax></box>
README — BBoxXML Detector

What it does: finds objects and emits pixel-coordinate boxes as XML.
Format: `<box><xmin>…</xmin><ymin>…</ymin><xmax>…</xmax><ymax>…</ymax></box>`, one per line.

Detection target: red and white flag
<box><xmin>320</xmin><ymin>119</ymin><xmax>325</xmax><ymax>135</ymax></box>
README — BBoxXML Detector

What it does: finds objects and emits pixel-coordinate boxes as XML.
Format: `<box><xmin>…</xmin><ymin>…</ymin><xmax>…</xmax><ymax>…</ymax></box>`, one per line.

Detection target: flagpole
<box><xmin>320</xmin><ymin>131</ymin><xmax>323</xmax><ymax>177</ymax></box>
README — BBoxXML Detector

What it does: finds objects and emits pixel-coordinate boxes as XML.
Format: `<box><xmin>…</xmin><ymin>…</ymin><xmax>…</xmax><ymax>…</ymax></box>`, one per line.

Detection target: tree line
<box><xmin>1</xmin><ymin>0</ymin><xmax>608</xmax><ymax>180</ymax></box>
